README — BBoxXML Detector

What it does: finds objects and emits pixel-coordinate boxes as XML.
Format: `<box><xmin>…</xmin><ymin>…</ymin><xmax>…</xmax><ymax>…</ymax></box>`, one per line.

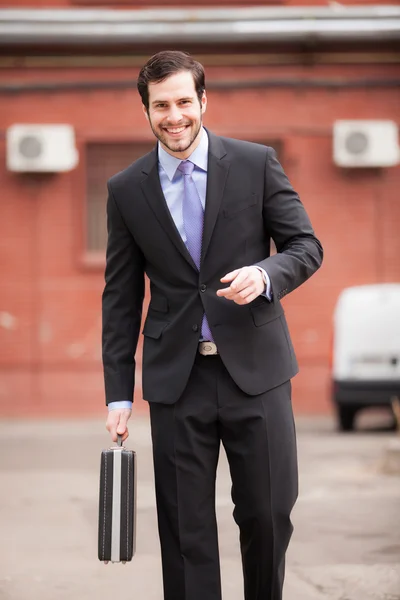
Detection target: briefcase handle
<box><xmin>109</xmin><ymin>434</ymin><xmax>124</xmax><ymax>452</ymax></box>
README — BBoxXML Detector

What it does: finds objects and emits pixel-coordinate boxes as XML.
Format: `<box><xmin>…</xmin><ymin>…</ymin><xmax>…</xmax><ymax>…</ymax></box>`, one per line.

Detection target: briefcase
<box><xmin>98</xmin><ymin>434</ymin><xmax>136</xmax><ymax>563</ymax></box>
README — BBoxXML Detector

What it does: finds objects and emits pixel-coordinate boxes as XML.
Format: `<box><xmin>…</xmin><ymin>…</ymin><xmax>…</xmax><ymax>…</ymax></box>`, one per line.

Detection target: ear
<box><xmin>201</xmin><ymin>91</ymin><xmax>207</xmax><ymax>115</ymax></box>
<box><xmin>142</xmin><ymin>104</ymin><xmax>149</xmax><ymax>120</ymax></box>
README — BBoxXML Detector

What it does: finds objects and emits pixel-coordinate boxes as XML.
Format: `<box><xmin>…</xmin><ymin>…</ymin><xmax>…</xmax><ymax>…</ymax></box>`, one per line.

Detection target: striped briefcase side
<box><xmin>98</xmin><ymin>439</ymin><xmax>136</xmax><ymax>563</ymax></box>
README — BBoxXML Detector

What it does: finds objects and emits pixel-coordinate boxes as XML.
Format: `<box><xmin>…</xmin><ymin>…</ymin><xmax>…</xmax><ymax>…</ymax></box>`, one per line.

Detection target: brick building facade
<box><xmin>0</xmin><ymin>1</ymin><xmax>399</xmax><ymax>417</ymax></box>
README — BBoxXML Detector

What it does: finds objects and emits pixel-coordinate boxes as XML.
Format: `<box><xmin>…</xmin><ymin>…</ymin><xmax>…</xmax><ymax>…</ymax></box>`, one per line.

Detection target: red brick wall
<box><xmin>0</xmin><ymin>60</ymin><xmax>399</xmax><ymax>417</ymax></box>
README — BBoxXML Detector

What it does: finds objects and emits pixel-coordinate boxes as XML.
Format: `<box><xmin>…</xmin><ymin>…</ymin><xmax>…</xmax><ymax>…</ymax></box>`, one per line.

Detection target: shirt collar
<box><xmin>158</xmin><ymin>127</ymin><xmax>209</xmax><ymax>181</ymax></box>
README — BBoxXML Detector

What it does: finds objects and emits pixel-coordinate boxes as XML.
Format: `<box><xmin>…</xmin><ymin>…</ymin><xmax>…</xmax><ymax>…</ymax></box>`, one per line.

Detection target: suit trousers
<box><xmin>149</xmin><ymin>352</ymin><xmax>298</xmax><ymax>600</ymax></box>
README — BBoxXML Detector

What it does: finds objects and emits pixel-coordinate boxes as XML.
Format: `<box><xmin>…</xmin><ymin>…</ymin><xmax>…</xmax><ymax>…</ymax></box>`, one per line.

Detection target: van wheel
<box><xmin>337</xmin><ymin>406</ymin><xmax>357</xmax><ymax>432</ymax></box>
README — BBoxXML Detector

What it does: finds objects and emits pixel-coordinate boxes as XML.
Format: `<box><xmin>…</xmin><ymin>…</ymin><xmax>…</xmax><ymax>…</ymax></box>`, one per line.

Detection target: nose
<box><xmin>166</xmin><ymin>104</ymin><xmax>183</xmax><ymax>124</ymax></box>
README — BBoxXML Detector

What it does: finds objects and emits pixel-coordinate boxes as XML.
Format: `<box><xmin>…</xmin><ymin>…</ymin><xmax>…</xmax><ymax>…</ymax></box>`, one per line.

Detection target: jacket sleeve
<box><xmin>255</xmin><ymin>147</ymin><xmax>323</xmax><ymax>300</ymax></box>
<box><xmin>102</xmin><ymin>181</ymin><xmax>145</xmax><ymax>404</ymax></box>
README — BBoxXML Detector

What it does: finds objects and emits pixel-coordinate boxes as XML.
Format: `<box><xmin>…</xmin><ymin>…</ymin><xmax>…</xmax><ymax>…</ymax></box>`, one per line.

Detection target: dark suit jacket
<box><xmin>102</xmin><ymin>130</ymin><xmax>323</xmax><ymax>405</ymax></box>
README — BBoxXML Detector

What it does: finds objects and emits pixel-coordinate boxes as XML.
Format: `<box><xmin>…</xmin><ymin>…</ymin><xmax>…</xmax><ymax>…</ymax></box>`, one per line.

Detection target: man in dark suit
<box><xmin>103</xmin><ymin>50</ymin><xmax>323</xmax><ymax>600</ymax></box>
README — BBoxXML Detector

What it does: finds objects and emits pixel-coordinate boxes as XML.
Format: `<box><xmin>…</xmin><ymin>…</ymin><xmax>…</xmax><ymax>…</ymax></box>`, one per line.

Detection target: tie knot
<box><xmin>177</xmin><ymin>160</ymin><xmax>194</xmax><ymax>176</ymax></box>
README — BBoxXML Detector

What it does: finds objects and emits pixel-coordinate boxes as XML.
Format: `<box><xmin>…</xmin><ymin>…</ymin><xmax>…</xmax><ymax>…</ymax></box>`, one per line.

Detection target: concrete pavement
<box><xmin>0</xmin><ymin>411</ymin><xmax>399</xmax><ymax>600</ymax></box>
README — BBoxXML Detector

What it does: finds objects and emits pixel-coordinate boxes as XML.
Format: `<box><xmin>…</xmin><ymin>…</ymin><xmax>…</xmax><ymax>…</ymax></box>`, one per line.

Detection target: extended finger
<box><xmin>217</xmin><ymin>270</ymin><xmax>250</xmax><ymax>298</ymax></box>
<box><xmin>220</xmin><ymin>269</ymin><xmax>241</xmax><ymax>283</ymax></box>
<box><xmin>217</xmin><ymin>283</ymin><xmax>254</xmax><ymax>301</ymax></box>
<box><xmin>216</xmin><ymin>285</ymin><xmax>245</xmax><ymax>299</ymax></box>
<box><xmin>216</xmin><ymin>286</ymin><xmax>233</xmax><ymax>298</ymax></box>
<box><xmin>230</xmin><ymin>269</ymin><xmax>251</xmax><ymax>293</ymax></box>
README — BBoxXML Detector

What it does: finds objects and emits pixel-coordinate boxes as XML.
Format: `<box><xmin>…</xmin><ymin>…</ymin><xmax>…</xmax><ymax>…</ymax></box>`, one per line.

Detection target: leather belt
<box><xmin>198</xmin><ymin>341</ymin><xmax>219</xmax><ymax>356</ymax></box>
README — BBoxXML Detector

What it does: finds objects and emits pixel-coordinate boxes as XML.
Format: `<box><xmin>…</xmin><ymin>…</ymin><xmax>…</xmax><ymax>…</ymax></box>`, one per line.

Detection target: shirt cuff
<box><xmin>252</xmin><ymin>266</ymin><xmax>272</xmax><ymax>301</ymax></box>
<box><xmin>108</xmin><ymin>401</ymin><xmax>133</xmax><ymax>411</ymax></box>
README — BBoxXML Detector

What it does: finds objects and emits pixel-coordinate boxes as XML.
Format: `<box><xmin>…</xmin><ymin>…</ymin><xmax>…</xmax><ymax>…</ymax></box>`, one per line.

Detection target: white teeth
<box><xmin>166</xmin><ymin>126</ymin><xmax>186</xmax><ymax>134</ymax></box>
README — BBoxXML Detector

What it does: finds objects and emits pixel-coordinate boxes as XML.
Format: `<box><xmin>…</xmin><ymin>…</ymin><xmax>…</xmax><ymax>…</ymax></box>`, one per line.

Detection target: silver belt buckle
<box><xmin>199</xmin><ymin>341</ymin><xmax>218</xmax><ymax>356</ymax></box>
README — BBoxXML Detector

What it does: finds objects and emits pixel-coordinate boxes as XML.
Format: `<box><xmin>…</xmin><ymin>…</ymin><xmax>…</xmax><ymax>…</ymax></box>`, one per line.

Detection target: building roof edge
<box><xmin>1</xmin><ymin>5</ymin><xmax>400</xmax><ymax>46</ymax></box>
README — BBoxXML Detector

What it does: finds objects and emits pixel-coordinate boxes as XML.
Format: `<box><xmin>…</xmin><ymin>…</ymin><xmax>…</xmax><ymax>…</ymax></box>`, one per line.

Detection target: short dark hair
<box><xmin>137</xmin><ymin>50</ymin><xmax>205</xmax><ymax>111</ymax></box>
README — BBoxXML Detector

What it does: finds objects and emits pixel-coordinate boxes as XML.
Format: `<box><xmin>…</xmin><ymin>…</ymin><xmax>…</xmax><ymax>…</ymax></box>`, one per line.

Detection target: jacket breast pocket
<box><xmin>142</xmin><ymin>319</ymin><xmax>169</xmax><ymax>339</ymax></box>
<box><xmin>223</xmin><ymin>193</ymin><xmax>259</xmax><ymax>219</ymax></box>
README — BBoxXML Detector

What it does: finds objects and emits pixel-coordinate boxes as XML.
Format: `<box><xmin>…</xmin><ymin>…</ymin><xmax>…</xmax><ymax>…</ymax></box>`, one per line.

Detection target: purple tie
<box><xmin>177</xmin><ymin>160</ymin><xmax>214</xmax><ymax>342</ymax></box>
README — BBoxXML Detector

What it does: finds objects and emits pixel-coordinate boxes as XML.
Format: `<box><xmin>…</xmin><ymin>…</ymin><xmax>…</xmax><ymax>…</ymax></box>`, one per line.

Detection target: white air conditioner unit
<box><xmin>333</xmin><ymin>120</ymin><xmax>400</xmax><ymax>168</ymax></box>
<box><xmin>6</xmin><ymin>124</ymin><xmax>79</xmax><ymax>173</ymax></box>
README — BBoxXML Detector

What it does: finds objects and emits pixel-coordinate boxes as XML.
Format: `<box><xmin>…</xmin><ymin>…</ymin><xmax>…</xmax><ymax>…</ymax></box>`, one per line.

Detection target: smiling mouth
<box><xmin>164</xmin><ymin>125</ymin><xmax>189</xmax><ymax>134</ymax></box>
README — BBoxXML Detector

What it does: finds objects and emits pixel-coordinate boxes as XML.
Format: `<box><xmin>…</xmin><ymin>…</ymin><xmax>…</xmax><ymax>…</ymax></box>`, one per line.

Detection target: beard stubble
<box><xmin>148</xmin><ymin>112</ymin><xmax>203</xmax><ymax>155</ymax></box>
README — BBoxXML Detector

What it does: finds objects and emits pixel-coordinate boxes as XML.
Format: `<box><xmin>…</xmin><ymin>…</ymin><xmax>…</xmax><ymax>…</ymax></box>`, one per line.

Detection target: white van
<box><xmin>332</xmin><ymin>283</ymin><xmax>400</xmax><ymax>431</ymax></box>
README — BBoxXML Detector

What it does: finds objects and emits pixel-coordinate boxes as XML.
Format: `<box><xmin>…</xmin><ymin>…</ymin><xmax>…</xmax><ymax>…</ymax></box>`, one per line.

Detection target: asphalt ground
<box><xmin>0</xmin><ymin>410</ymin><xmax>399</xmax><ymax>600</ymax></box>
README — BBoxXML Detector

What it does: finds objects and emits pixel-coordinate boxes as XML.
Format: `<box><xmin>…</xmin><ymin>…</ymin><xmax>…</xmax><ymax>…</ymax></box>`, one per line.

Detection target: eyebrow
<box><xmin>151</xmin><ymin>96</ymin><xmax>194</xmax><ymax>106</ymax></box>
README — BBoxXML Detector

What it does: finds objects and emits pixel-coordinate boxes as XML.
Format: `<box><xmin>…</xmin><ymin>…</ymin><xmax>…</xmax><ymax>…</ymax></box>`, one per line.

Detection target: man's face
<box><xmin>144</xmin><ymin>70</ymin><xmax>207</xmax><ymax>159</ymax></box>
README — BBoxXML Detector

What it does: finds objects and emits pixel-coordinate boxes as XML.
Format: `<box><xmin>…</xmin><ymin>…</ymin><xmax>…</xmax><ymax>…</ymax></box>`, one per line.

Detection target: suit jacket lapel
<box><xmin>201</xmin><ymin>131</ymin><xmax>230</xmax><ymax>264</ymax></box>
<box><xmin>140</xmin><ymin>132</ymin><xmax>230</xmax><ymax>271</ymax></box>
<box><xmin>140</xmin><ymin>147</ymin><xmax>198</xmax><ymax>271</ymax></box>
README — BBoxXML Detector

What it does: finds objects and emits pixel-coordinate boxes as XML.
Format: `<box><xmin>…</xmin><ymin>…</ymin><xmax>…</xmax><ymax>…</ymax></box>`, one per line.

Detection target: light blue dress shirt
<box><xmin>108</xmin><ymin>128</ymin><xmax>271</xmax><ymax>411</ymax></box>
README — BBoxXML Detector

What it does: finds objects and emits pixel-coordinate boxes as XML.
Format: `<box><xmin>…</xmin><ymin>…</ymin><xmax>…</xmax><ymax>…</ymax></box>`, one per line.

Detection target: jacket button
<box><xmin>200</xmin><ymin>284</ymin><xmax>206</xmax><ymax>293</ymax></box>
<box><xmin>192</xmin><ymin>324</ymin><xmax>199</xmax><ymax>332</ymax></box>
